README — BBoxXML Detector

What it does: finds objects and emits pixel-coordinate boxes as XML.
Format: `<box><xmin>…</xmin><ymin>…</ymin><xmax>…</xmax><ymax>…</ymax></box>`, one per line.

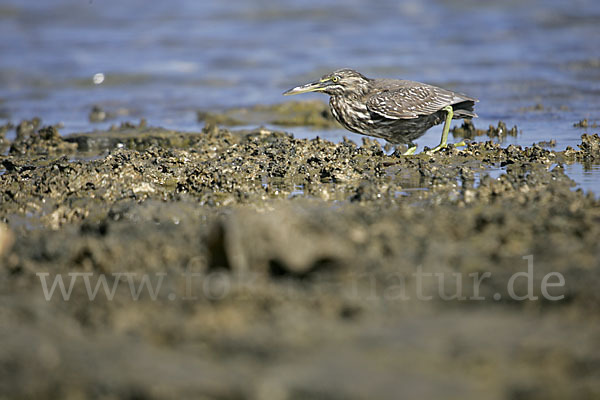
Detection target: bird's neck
<box><xmin>351</xmin><ymin>83</ymin><xmax>371</xmax><ymax>98</ymax></box>
<box><xmin>329</xmin><ymin>93</ymin><xmax>370</xmax><ymax>133</ymax></box>
<box><xmin>333</xmin><ymin>90</ymin><xmax>366</xmax><ymax>104</ymax></box>
<box><xmin>332</xmin><ymin>87</ymin><xmax>368</xmax><ymax>104</ymax></box>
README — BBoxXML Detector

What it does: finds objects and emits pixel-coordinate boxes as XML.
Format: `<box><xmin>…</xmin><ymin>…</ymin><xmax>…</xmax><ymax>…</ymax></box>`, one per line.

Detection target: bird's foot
<box><xmin>426</xmin><ymin>141</ymin><xmax>467</xmax><ymax>155</ymax></box>
<box><xmin>426</xmin><ymin>144</ymin><xmax>446</xmax><ymax>155</ymax></box>
<box><xmin>403</xmin><ymin>145</ymin><xmax>417</xmax><ymax>155</ymax></box>
<box><xmin>391</xmin><ymin>144</ymin><xmax>417</xmax><ymax>156</ymax></box>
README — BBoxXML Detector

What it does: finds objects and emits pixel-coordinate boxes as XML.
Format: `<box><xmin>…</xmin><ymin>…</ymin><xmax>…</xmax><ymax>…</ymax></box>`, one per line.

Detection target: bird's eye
<box><xmin>332</xmin><ymin>76</ymin><xmax>339</xmax><ymax>83</ymax></box>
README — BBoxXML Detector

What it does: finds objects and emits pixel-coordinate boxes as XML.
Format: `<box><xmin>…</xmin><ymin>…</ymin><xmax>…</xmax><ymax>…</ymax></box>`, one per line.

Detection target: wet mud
<box><xmin>1</xmin><ymin>118</ymin><xmax>600</xmax><ymax>399</ymax></box>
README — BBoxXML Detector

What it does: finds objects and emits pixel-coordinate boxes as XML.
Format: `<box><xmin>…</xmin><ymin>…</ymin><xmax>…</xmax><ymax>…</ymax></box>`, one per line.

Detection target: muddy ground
<box><xmin>1</xmin><ymin>111</ymin><xmax>600</xmax><ymax>399</ymax></box>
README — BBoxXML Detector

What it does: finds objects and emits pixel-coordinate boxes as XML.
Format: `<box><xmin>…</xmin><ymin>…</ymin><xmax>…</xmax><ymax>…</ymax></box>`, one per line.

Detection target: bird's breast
<box><xmin>329</xmin><ymin>96</ymin><xmax>373</xmax><ymax>134</ymax></box>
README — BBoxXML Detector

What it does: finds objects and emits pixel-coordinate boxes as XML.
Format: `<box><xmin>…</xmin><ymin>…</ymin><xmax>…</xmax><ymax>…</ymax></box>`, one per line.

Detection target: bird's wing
<box><xmin>366</xmin><ymin>81</ymin><xmax>470</xmax><ymax>120</ymax></box>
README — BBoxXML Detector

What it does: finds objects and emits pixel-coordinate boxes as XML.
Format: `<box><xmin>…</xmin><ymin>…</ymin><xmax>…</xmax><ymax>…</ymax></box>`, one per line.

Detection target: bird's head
<box><xmin>283</xmin><ymin>69</ymin><xmax>370</xmax><ymax>97</ymax></box>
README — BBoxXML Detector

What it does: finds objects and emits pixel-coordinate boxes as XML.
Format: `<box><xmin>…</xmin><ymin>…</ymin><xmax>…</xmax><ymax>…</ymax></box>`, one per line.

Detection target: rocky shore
<box><xmin>1</xmin><ymin>111</ymin><xmax>599</xmax><ymax>399</ymax></box>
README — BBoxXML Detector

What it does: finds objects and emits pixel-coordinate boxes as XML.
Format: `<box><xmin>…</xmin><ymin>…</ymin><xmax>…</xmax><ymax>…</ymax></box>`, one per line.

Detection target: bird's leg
<box><xmin>403</xmin><ymin>143</ymin><xmax>417</xmax><ymax>155</ymax></box>
<box><xmin>428</xmin><ymin>105</ymin><xmax>454</xmax><ymax>154</ymax></box>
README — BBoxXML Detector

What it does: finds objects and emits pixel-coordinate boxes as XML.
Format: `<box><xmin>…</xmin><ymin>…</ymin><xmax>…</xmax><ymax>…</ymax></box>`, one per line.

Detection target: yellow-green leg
<box><xmin>428</xmin><ymin>105</ymin><xmax>454</xmax><ymax>154</ymax></box>
<box><xmin>403</xmin><ymin>144</ymin><xmax>417</xmax><ymax>155</ymax></box>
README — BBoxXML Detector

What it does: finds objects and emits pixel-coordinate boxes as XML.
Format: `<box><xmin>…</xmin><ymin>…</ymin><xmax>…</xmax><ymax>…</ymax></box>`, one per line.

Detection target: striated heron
<box><xmin>284</xmin><ymin>69</ymin><xmax>477</xmax><ymax>154</ymax></box>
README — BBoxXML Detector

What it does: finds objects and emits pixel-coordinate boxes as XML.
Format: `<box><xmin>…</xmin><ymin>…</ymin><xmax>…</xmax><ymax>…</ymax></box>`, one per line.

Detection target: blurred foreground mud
<box><xmin>1</xmin><ymin>120</ymin><xmax>600</xmax><ymax>399</ymax></box>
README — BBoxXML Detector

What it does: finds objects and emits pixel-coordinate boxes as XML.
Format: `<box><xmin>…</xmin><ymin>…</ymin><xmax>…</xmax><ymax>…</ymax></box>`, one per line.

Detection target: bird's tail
<box><xmin>452</xmin><ymin>100</ymin><xmax>477</xmax><ymax>119</ymax></box>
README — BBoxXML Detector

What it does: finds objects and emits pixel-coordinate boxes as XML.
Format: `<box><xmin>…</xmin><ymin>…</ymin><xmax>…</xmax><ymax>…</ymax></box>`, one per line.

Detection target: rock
<box><xmin>9</xmin><ymin>125</ymin><xmax>77</xmax><ymax>155</ymax></box>
<box><xmin>88</xmin><ymin>105</ymin><xmax>107</xmax><ymax>122</ymax></box>
<box><xmin>207</xmin><ymin>203</ymin><xmax>352</xmax><ymax>278</ymax></box>
<box><xmin>197</xmin><ymin>100</ymin><xmax>340</xmax><ymax>128</ymax></box>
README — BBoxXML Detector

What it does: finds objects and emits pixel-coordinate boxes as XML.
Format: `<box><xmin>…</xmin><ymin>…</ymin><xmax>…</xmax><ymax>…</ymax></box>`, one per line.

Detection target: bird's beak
<box><xmin>283</xmin><ymin>80</ymin><xmax>327</xmax><ymax>96</ymax></box>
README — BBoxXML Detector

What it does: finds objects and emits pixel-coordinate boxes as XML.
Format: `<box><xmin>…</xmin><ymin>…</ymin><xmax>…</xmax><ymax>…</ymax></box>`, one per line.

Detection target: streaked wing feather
<box><xmin>366</xmin><ymin>82</ymin><xmax>468</xmax><ymax>120</ymax></box>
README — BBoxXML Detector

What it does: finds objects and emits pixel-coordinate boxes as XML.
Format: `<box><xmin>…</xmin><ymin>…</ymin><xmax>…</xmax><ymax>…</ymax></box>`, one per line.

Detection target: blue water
<box><xmin>1</xmin><ymin>0</ymin><xmax>599</xmax><ymax>190</ymax></box>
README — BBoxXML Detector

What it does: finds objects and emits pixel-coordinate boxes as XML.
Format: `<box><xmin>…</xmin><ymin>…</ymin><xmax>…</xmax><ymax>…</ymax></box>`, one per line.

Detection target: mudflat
<box><xmin>1</xmin><ymin>119</ymin><xmax>599</xmax><ymax>399</ymax></box>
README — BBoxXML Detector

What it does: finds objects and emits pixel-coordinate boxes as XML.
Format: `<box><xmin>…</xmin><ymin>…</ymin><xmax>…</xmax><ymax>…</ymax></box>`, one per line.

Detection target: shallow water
<box><xmin>1</xmin><ymin>0</ymin><xmax>599</xmax><ymax>189</ymax></box>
